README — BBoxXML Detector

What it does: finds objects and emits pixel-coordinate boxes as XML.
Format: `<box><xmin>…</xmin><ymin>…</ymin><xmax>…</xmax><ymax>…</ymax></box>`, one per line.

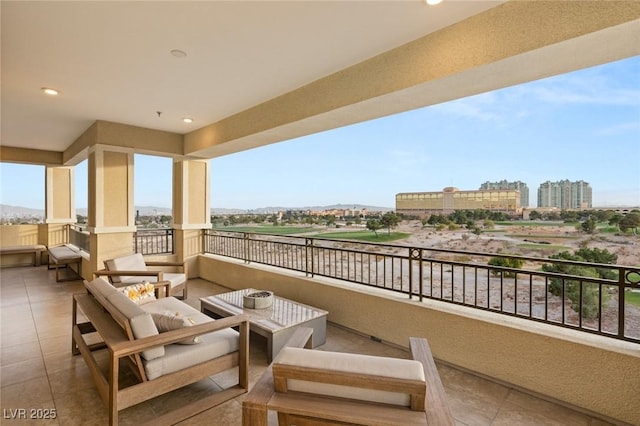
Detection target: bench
<box><xmin>72</xmin><ymin>277</ymin><xmax>250</xmax><ymax>425</ymax></box>
<box><xmin>48</xmin><ymin>245</ymin><xmax>82</xmax><ymax>281</ymax></box>
<box><xmin>0</xmin><ymin>244</ymin><xmax>46</xmax><ymax>267</ymax></box>
<box><xmin>243</xmin><ymin>332</ymin><xmax>454</xmax><ymax>426</ymax></box>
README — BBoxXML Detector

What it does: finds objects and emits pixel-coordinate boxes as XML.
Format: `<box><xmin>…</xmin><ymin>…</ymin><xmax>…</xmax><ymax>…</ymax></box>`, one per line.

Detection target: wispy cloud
<box><xmin>521</xmin><ymin>77</ymin><xmax>640</xmax><ymax>107</ymax></box>
<box><xmin>430</xmin><ymin>58</ymin><xmax>639</xmax><ymax>124</ymax></box>
<box><xmin>429</xmin><ymin>91</ymin><xmax>518</xmax><ymax>125</ymax></box>
<box><xmin>598</xmin><ymin>120</ymin><xmax>640</xmax><ymax>136</ymax></box>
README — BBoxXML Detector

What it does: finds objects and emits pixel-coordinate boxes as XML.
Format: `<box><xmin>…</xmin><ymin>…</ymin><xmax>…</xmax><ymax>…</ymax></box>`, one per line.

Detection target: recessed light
<box><xmin>42</xmin><ymin>87</ymin><xmax>59</xmax><ymax>95</ymax></box>
<box><xmin>426</xmin><ymin>0</ymin><xmax>443</xmax><ymax>5</ymax></box>
<box><xmin>171</xmin><ymin>49</ymin><xmax>187</xmax><ymax>58</ymax></box>
<box><xmin>182</xmin><ymin>118</ymin><xmax>193</xmax><ymax>124</ymax></box>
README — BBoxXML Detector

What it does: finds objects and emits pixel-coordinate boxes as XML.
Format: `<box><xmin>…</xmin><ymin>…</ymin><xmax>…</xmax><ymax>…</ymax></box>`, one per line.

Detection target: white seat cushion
<box><xmin>275</xmin><ymin>347</ymin><xmax>426</xmax><ymax>406</ymax></box>
<box><xmin>48</xmin><ymin>246</ymin><xmax>81</xmax><ymax>261</ymax></box>
<box><xmin>141</xmin><ymin>298</ymin><xmax>239</xmax><ymax>380</ymax></box>
<box><xmin>143</xmin><ymin>327</ymin><xmax>239</xmax><ymax>380</ymax></box>
<box><xmin>146</xmin><ymin>272</ymin><xmax>186</xmax><ymax>290</ymax></box>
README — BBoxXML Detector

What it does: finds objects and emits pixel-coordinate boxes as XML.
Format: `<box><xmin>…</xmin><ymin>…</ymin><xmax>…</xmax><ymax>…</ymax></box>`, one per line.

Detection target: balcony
<box><xmin>0</xmin><ymin>265</ymin><xmax>618</xmax><ymax>425</ymax></box>
<box><xmin>2</xmin><ymin>3</ymin><xmax>639</xmax><ymax>424</ymax></box>
<box><xmin>1</xmin><ymin>223</ymin><xmax>639</xmax><ymax>424</ymax></box>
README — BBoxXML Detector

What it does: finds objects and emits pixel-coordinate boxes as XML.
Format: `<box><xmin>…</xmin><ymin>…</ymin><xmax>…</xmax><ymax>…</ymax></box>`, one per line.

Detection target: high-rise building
<box><xmin>396</xmin><ymin>187</ymin><xmax>521</xmax><ymax>217</ymax></box>
<box><xmin>480</xmin><ymin>180</ymin><xmax>529</xmax><ymax>207</ymax></box>
<box><xmin>537</xmin><ymin>180</ymin><xmax>592</xmax><ymax>209</ymax></box>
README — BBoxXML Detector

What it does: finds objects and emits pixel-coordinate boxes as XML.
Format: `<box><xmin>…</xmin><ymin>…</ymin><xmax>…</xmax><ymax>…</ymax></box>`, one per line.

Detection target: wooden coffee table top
<box><xmin>200</xmin><ymin>288</ymin><xmax>328</xmax><ymax>333</ymax></box>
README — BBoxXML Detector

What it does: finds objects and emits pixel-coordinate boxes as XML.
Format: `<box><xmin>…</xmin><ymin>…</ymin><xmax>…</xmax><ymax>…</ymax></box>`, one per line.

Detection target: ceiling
<box><xmin>1</xmin><ymin>1</ymin><xmax>504</xmax><ymax>154</ymax></box>
<box><xmin>2</xmin><ymin>1</ymin><xmax>639</xmax><ymax>163</ymax></box>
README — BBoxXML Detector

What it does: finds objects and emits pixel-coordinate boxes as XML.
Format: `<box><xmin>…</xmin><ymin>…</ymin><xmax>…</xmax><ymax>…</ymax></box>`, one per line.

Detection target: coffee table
<box><xmin>200</xmin><ymin>288</ymin><xmax>328</xmax><ymax>361</ymax></box>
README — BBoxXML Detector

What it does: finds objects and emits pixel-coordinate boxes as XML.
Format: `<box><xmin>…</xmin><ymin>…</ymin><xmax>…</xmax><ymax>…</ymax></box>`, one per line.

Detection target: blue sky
<box><xmin>1</xmin><ymin>56</ymin><xmax>639</xmax><ymax>210</ymax></box>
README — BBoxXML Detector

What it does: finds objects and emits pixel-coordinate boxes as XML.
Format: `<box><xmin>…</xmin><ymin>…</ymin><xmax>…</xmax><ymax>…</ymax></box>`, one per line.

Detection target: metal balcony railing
<box><xmin>69</xmin><ymin>224</ymin><xmax>90</xmax><ymax>252</ymax></box>
<box><xmin>203</xmin><ymin>230</ymin><xmax>640</xmax><ymax>343</ymax></box>
<box><xmin>134</xmin><ymin>228</ymin><xmax>174</xmax><ymax>255</ymax></box>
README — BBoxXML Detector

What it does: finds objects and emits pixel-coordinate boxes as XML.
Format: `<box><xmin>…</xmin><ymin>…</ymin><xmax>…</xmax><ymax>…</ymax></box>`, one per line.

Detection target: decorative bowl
<box><xmin>243</xmin><ymin>290</ymin><xmax>274</xmax><ymax>309</ymax></box>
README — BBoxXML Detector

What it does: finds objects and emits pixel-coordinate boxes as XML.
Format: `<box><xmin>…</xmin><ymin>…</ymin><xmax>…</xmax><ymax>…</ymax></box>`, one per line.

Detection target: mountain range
<box><xmin>0</xmin><ymin>203</ymin><xmax>393</xmax><ymax>218</ymax></box>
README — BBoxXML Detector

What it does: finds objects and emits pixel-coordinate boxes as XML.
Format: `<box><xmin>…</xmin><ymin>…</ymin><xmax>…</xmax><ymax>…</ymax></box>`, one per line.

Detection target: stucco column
<box><xmin>39</xmin><ymin>166</ymin><xmax>75</xmax><ymax>250</ymax></box>
<box><xmin>172</xmin><ymin>159</ymin><xmax>211</xmax><ymax>277</ymax></box>
<box><xmin>86</xmin><ymin>145</ymin><xmax>136</xmax><ymax>275</ymax></box>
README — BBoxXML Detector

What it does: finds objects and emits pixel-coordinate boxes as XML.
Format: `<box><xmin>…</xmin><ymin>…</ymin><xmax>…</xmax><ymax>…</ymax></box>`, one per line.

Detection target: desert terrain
<box><xmin>315</xmin><ymin>220</ymin><xmax>640</xmax><ymax>338</ymax></box>
<box><xmin>394</xmin><ymin>220</ymin><xmax>639</xmax><ymax>266</ymax></box>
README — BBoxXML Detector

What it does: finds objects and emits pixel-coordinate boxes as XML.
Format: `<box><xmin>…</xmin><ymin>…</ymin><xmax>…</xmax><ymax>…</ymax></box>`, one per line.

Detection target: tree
<box><xmin>546</xmin><ymin>212</ymin><xmax>561</xmax><ymax>221</ymax></box>
<box><xmin>529</xmin><ymin>210</ymin><xmax>542</xmax><ymax>221</ymax></box>
<box><xmin>593</xmin><ymin>209</ymin><xmax>615</xmax><ymax>223</ymax></box>
<box><xmin>561</xmin><ymin>210</ymin><xmax>579</xmax><ymax>223</ymax></box>
<box><xmin>608</xmin><ymin>214</ymin><xmax>623</xmax><ymax>230</ymax></box>
<box><xmin>450</xmin><ymin>210</ymin><xmax>469</xmax><ymax>225</ymax></box>
<box><xmin>542</xmin><ymin>248</ymin><xmax>616</xmax><ymax>319</ymax></box>
<box><xmin>380</xmin><ymin>212</ymin><xmax>400</xmax><ymax>235</ymax></box>
<box><xmin>428</xmin><ymin>214</ymin><xmax>447</xmax><ymax>225</ymax></box>
<box><xmin>580</xmin><ymin>217</ymin><xmax>597</xmax><ymax>234</ymax></box>
<box><xmin>619</xmin><ymin>212</ymin><xmax>640</xmax><ymax>234</ymax></box>
<box><xmin>366</xmin><ymin>219</ymin><xmax>382</xmax><ymax>236</ymax></box>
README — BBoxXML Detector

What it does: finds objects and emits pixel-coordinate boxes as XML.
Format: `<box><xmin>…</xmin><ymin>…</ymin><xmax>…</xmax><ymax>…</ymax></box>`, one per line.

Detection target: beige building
<box><xmin>1</xmin><ymin>3</ymin><xmax>639</xmax><ymax>425</ymax></box>
<box><xmin>396</xmin><ymin>187</ymin><xmax>521</xmax><ymax>216</ymax></box>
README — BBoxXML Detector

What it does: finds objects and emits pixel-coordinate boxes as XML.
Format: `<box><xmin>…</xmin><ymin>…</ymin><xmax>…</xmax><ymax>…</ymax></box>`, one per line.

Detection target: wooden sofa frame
<box><xmin>243</xmin><ymin>332</ymin><xmax>454</xmax><ymax>426</ymax></box>
<box><xmin>72</xmin><ymin>281</ymin><xmax>249</xmax><ymax>426</ymax></box>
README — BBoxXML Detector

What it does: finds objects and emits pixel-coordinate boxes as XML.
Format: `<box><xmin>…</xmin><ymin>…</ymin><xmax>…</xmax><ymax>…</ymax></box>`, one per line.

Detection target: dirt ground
<box><xmin>395</xmin><ymin>220</ymin><xmax>639</xmax><ymax>266</ymax></box>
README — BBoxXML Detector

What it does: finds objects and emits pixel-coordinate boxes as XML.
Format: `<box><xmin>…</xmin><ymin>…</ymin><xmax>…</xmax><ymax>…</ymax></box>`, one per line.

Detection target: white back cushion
<box><xmin>85</xmin><ymin>276</ymin><xmax>118</xmax><ymax>299</ymax></box>
<box><xmin>105</xmin><ymin>253</ymin><xmax>147</xmax><ymax>284</ymax></box>
<box><xmin>105</xmin><ymin>290</ymin><xmax>164</xmax><ymax>360</ymax></box>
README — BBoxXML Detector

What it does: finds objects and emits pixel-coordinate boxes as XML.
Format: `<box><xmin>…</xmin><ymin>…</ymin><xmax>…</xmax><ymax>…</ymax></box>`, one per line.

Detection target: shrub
<box><xmin>488</xmin><ymin>257</ymin><xmax>524</xmax><ymax>277</ymax></box>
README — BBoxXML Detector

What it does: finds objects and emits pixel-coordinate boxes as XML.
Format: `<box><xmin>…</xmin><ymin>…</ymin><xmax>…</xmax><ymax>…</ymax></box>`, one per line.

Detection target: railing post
<box><xmin>409</xmin><ymin>248</ymin><xmax>423</xmax><ymax>301</ymax></box>
<box><xmin>419</xmin><ymin>248</ymin><xmax>423</xmax><ymax>302</ymax></box>
<box><xmin>618</xmin><ymin>267</ymin><xmax>626</xmax><ymax>339</ymax></box>
<box><xmin>305</xmin><ymin>238</ymin><xmax>314</xmax><ymax>277</ymax></box>
<box><xmin>244</xmin><ymin>233</ymin><xmax>250</xmax><ymax>264</ymax></box>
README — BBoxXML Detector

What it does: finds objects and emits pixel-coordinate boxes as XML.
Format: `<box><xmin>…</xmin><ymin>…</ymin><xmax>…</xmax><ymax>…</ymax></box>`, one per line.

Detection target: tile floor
<box><xmin>0</xmin><ymin>265</ymin><xmax>617</xmax><ymax>425</ymax></box>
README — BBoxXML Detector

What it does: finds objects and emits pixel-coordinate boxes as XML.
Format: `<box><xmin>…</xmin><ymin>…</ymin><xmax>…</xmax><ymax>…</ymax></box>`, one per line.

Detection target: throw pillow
<box><xmin>118</xmin><ymin>282</ymin><xmax>156</xmax><ymax>305</ymax></box>
<box><xmin>151</xmin><ymin>311</ymin><xmax>199</xmax><ymax>344</ymax></box>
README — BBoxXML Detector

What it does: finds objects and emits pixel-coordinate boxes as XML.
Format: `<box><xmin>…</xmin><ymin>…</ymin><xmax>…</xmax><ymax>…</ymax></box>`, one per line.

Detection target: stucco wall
<box><xmin>199</xmin><ymin>254</ymin><xmax>639</xmax><ymax>425</ymax></box>
<box><xmin>0</xmin><ymin>225</ymin><xmax>42</xmax><ymax>267</ymax></box>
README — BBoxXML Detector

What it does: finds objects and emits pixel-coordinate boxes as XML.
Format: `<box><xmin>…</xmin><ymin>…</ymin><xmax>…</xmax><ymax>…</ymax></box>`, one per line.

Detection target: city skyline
<box><xmin>1</xmin><ymin>56</ymin><xmax>639</xmax><ymax>210</ymax></box>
